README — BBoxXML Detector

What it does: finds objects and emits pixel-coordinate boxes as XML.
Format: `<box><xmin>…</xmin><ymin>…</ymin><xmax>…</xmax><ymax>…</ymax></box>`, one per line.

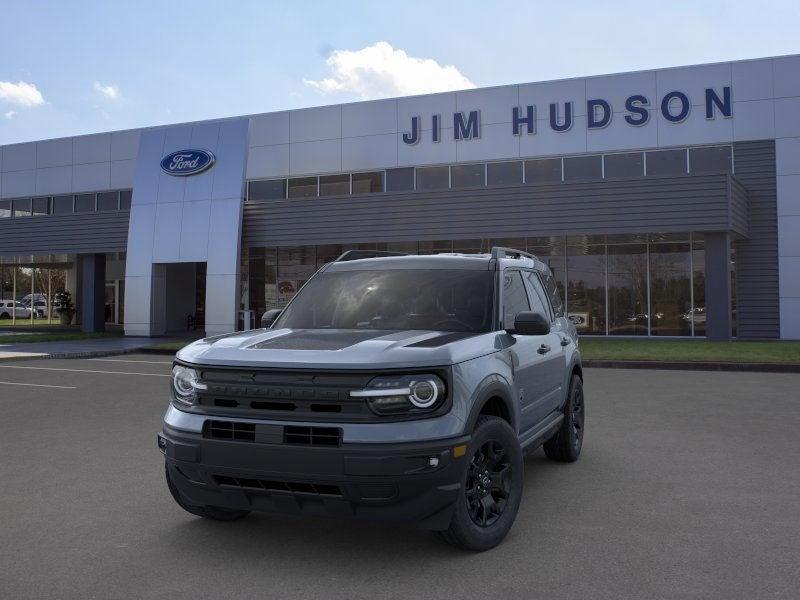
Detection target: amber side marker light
<box><xmin>453</xmin><ymin>445</ymin><xmax>467</xmax><ymax>458</ymax></box>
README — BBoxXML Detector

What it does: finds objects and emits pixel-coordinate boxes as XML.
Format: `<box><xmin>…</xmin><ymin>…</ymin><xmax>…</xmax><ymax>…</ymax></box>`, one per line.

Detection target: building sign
<box><xmin>160</xmin><ymin>149</ymin><xmax>216</xmax><ymax>176</ymax></box>
<box><xmin>401</xmin><ymin>86</ymin><xmax>732</xmax><ymax>145</ymax></box>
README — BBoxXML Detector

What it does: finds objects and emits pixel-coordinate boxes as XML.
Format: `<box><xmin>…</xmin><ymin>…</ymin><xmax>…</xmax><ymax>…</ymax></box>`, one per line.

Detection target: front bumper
<box><xmin>159</xmin><ymin>423</ymin><xmax>470</xmax><ymax>530</ymax></box>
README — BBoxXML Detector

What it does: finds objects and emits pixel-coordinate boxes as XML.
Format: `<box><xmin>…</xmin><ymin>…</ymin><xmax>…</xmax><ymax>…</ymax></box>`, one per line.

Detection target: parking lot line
<box><xmin>89</xmin><ymin>358</ymin><xmax>174</xmax><ymax>365</ymax></box>
<box><xmin>0</xmin><ymin>380</ymin><xmax>77</xmax><ymax>389</ymax></box>
<box><xmin>0</xmin><ymin>365</ymin><xmax>170</xmax><ymax>377</ymax></box>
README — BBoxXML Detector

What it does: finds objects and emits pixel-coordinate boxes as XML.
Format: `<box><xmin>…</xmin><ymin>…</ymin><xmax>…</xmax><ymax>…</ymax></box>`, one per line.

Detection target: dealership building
<box><xmin>1</xmin><ymin>54</ymin><xmax>800</xmax><ymax>340</ymax></box>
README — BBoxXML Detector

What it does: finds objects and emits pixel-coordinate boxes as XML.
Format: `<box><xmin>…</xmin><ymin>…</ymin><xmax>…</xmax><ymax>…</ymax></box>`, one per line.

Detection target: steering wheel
<box><xmin>433</xmin><ymin>317</ymin><xmax>471</xmax><ymax>330</ymax></box>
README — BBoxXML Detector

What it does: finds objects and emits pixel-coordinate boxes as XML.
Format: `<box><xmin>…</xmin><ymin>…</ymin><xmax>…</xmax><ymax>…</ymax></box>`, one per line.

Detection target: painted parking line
<box><xmin>0</xmin><ymin>380</ymin><xmax>77</xmax><ymax>389</ymax></box>
<box><xmin>0</xmin><ymin>365</ymin><xmax>170</xmax><ymax>377</ymax></box>
<box><xmin>88</xmin><ymin>358</ymin><xmax>174</xmax><ymax>365</ymax></box>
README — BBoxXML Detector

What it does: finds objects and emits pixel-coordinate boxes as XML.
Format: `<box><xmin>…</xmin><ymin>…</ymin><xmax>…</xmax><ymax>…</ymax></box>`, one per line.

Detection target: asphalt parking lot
<box><xmin>0</xmin><ymin>355</ymin><xmax>798</xmax><ymax>599</ymax></box>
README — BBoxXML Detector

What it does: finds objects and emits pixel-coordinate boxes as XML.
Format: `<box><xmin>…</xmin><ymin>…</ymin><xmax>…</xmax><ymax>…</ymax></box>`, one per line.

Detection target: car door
<box><xmin>523</xmin><ymin>271</ymin><xmax>568</xmax><ymax>415</ymax></box>
<box><xmin>501</xmin><ymin>270</ymin><xmax>554</xmax><ymax>435</ymax></box>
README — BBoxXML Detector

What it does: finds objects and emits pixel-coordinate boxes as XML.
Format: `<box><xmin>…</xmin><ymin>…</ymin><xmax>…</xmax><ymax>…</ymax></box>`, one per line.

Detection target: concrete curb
<box><xmin>0</xmin><ymin>347</ymin><xmax>156</xmax><ymax>362</ymax></box>
<box><xmin>583</xmin><ymin>359</ymin><xmax>800</xmax><ymax>373</ymax></box>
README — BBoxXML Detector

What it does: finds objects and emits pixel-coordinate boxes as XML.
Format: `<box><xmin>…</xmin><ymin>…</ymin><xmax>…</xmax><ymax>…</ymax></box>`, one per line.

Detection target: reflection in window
<box><xmin>12</xmin><ymin>198</ymin><xmax>32</xmax><ymax>218</ymax></box>
<box><xmin>0</xmin><ymin>200</ymin><xmax>10</xmax><ymax>218</ymax></box>
<box><xmin>649</xmin><ymin>242</ymin><xmax>691</xmax><ymax>336</ymax></box>
<box><xmin>607</xmin><ymin>244</ymin><xmax>648</xmax><ymax>335</ymax></box>
<box><xmin>487</xmin><ymin>161</ymin><xmax>523</xmax><ymax>186</ymax></box>
<box><xmin>690</xmin><ymin>145</ymin><xmax>732</xmax><ymax>174</ymax></box>
<box><xmin>319</xmin><ymin>174</ymin><xmax>350</xmax><ymax>196</ymax></box>
<box><xmin>386</xmin><ymin>167</ymin><xmax>415</xmax><ymax>192</ymax></box>
<box><xmin>288</xmin><ymin>177</ymin><xmax>318</xmax><ymax>198</ymax></box>
<box><xmin>98</xmin><ymin>192</ymin><xmax>119</xmax><ymax>211</ymax></box>
<box><xmin>452</xmin><ymin>239</ymin><xmax>486</xmax><ymax>254</ymax></box>
<box><xmin>604</xmin><ymin>152</ymin><xmax>644</xmax><ymax>178</ymax></box>
<box><xmin>277</xmin><ymin>246</ymin><xmax>315</xmax><ymax>307</ymax></box>
<box><xmin>418</xmin><ymin>240</ymin><xmax>452</xmax><ymax>255</ymax></box>
<box><xmin>503</xmin><ymin>271</ymin><xmax>531</xmax><ymax>328</ymax></box>
<box><xmin>646</xmin><ymin>149</ymin><xmax>687</xmax><ymax>176</ymax></box>
<box><xmin>352</xmin><ymin>172</ymin><xmax>384</xmax><ymax>194</ymax></box>
<box><xmin>32</xmin><ymin>197</ymin><xmax>50</xmax><ymax>216</ymax></box>
<box><xmin>567</xmin><ymin>243</ymin><xmax>606</xmax><ymax>334</ymax></box>
<box><xmin>525</xmin><ymin>158</ymin><xmax>562</xmax><ymax>184</ymax></box>
<box><xmin>74</xmin><ymin>194</ymin><xmax>96</xmax><ymax>212</ymax></box>
<box><xmin>451</xmin><ymin>163</ymin><xmax>485</xmax><ymax>188</ymax></box>
<box><xmin>416</xmin><ymin>166</ymin><xmax>449</xmax><ymax>191</ymax></box>
<box><xmin>528</xmin><ymin>236</ymin><xmax>566</xmax><ymax>311</ymax></box>
<box><xmin>692</xmin><ymin>236</ymin><xmax>706</xmax><ymax>337</ymax></box>
<box><xmin>563</xmin><ymin>155</ymin><xmax>602</xmax><ymax>181</ymax></box>
<box><xmin>249</xmin><ymin>179</ymin><xmax>286</xmax><ymax>201</ymax></box>
<box><xmin>52</xmin><ymin>195</ymin><xmax>74</xmax><ymax>214</ymax></box>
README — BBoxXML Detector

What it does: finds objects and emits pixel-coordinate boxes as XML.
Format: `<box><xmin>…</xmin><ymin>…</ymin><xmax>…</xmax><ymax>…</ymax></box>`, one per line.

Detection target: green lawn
<box><xmin>146</xmin><ymin>340</ymin><xmax>193</xmax><ymax>352</ymax></box>
<box><xmin>0</xmin><ymin>331</ymin><xmax>121</xmax><ymax>344</ymax></box>
<box><xmin>579</xmin><ymin>338</ymin><xmax>800</xmax><ymax>364</ymax></box>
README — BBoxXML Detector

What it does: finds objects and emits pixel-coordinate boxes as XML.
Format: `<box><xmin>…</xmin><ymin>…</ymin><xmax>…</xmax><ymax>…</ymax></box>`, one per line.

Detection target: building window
<box><xmin>12</xmin><ymin>198</ymin><xmax>32</xmax><ymax>218</ymax></box>
<box><xmin>566</xmin><ymin>239</ymin><xmax>606</xmax><ymax>334</ymax></box>
<box><xmin>32</xmin><ymin>197</ymin><xmax>49</xmax><ymax>216</ymax></box>
<box><xmin>98</xmin><ymin>191</ymin><xmax>119</xmax><ymax>211</ymax></box>
<box><xmin>352</xmin><ymin>171</ymin><xmax>384</xmax><ymax>194</ymax></box>
<box><xmin>607</xmin><ymin>242</ymin><xmax>648</xmax><ymax>336</ymax></box>
<box><xmin>120</xmin><ymin>190</ymin><xmax>132</xmax><ymax>210</ymax></box>
<box><xmin>603</xmin><ymin>152</ymin><xmax>644</xmax><ymax>178</ymax></box>
<box><xmin>487</xmin><ymin>161</ymin><xmax>523</xmax><ymax>186</ymax></box>
<box><xmin>690</xmin><ymin>145</ymin><xmax>732</xmax><ymax>174</ymax></box>
<box><xmin>319</xmin><ymin>174</ymin><xmax>350</xmax><ymax>196</ymax></box>
<box><xmin>451</xmin><ymin>163</ymin><xmax>485</xmax><ymax>188</ymax></box>
<box><xmin>649</xmin><ymin>241</ymin><xmax>692</xmax><ymax>336</ymax></box>
<box><xmin>416</xmin><ymin>166</ymin><xmax>450</xmax><ymax>191</ymax></box>
<box><xmin>74</xmin><ymin>194</ymin><xmax>96</xmax><ymax>212</ymax></box>
<box><xmin>418</xmin><ymin>240</ymin><xmax>452</xmax><ymax>254</ymax></box>
<box><xmin>248</xmin><ymin>179</ymin><xmax>286</xmax><ymax>201</ymax></box>
<box><xmin>646</xmin><ymin>149</ymin><xmax>687</xmax><ymax>176</ymax></box>
<box><xmin>0</xmin><ymin>200</ymin><xmax>10</xmax><ymax>218</ymax></box>
<box><xmin>287</xmin><ymin>177</ymin><xmax>317</xmax><ymax>198</ymax></box>
<box><xmin>563</xmin><ymin>155</ymin><xmax>602</xmax><ymax>181</ymax></box>
<box><xmin>51</xmin><ymin>195</ymin><xmax>74</xmax><ymax>214</ymax></box>
<box><xmin>525</xmin><ymin>158</ymin><xmax>562</xmax><ymax>184</ymax></box>
<box><xmin>386</xmin><ymin>167</ymin><xmax>415</xmax><ymax>192</ymax></box>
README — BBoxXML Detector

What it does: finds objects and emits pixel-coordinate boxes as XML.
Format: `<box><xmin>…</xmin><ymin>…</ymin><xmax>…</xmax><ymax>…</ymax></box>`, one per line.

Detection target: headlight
<box><xmin>171</xmin><ymin>365</ymin><xmax>205</xmax><ymax>406</ymax></box>
<box><xmin>350</xmin><ymin>374</ymin><xmax>446</xmax><ymax>416</ymax></box>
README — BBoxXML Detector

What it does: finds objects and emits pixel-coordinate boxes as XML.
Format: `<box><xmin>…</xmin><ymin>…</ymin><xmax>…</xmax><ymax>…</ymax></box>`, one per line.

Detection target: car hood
<box><xmin>176</xmin><ymin>328</ymin><xmax>501</xmax><ymax>369</ymax></box>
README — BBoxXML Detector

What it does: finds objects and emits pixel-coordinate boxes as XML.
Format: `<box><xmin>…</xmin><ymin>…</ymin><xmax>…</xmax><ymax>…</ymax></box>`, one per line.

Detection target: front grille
<box><xmin>203</xmin><ymin>420</ymin><xmax>341</xmax><ymax>446</ymax></box>
<box><xmin>284</xmin><ymin>426</ymin><xmax>342</xmax><ymax>447</ymax></box>
<box><xmin>206</xmin><ymin>420</ymin><xmax>255</xmax><ymax>441</ymax></box>
<box><xmin>213</xmin><ymin>475</ymin><xmax>343</xmax><ymax>497</ymax></box>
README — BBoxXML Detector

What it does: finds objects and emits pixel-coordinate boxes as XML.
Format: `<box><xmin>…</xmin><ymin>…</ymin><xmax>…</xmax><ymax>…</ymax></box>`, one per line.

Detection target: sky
<box><xmin>1</xmin><ymin>0</ymin><xmax>799</xmax><ymax>145</ymax></box>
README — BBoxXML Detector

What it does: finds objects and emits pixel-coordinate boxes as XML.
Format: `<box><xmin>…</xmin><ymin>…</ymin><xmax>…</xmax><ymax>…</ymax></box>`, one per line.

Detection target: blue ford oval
<box><xmin>160</xmin><ymin>149</ymin><xmax>216</xmax><ymax>176</ymax></box>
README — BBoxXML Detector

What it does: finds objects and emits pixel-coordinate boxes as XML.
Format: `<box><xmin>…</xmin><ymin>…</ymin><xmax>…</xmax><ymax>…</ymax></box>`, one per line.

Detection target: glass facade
<box><xmin>0</xmin><ymin>256</ymin><xmax>77</xmax><ymax>328</ymax></box>
<box><xmin>241</xmin><ymin>233</ymin><xmax>712</xmax><ymax>336</ymax></box>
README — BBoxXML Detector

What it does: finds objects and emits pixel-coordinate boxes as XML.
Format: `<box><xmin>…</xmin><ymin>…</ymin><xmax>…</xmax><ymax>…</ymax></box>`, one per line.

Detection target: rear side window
<box><xmin>502</xmin><ymin>271</ymin><xmax>531</xmax><ymax>328</ymax></box>
<box><xmin>523</xmin><ymin>271</ymin><xmax>552</xmax><ymax>320</ymax></box>
<box><xmin>540</xmin><ymin>270</ymin><xmax>565</xmax><ymax>317</ymax></box>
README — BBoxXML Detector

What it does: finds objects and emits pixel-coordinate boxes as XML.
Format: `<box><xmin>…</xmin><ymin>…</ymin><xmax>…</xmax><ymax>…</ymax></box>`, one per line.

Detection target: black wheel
<box><xmin>437</xmin><ymin>416</ymin><xmax>523</xmax><ymax>551</ymax></box>
<box><xmin>164</xmin><ymin>463</ymin><xmax>250</xmax><ymax>521</ymax></box>
<box><xmin>0</xmin><ymin>312</ymin><xmax>10</xmax><ymax>320</ymax></box>
<box><xmin>543</xmin><ymin>374</ymin><xmax>585</xmax><ymax>462</ymax></box>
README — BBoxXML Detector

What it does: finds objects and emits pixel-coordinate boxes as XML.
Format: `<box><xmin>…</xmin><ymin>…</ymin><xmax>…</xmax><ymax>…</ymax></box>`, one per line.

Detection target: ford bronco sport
<box><xmin>159</xmin><ymin>247</ymin><xmax>584</xmax><ymax>551</ymax></box>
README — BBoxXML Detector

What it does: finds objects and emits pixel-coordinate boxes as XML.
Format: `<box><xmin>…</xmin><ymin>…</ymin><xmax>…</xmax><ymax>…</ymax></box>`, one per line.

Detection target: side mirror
<box><xmin>260</xmin><ymin>309</ymin><xmax>282</xmax><ymax>328</ymax></box>
<box><xmin>509</xmin><ymin>311</ymin><xmax>550</xmax><ymax>336</ymax></box>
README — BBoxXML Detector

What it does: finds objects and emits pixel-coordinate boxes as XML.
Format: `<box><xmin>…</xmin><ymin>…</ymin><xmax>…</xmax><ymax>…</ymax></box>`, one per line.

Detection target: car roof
<box><xmin>323</xmin><ymin>251</ymin><xmax>548</xmax><ymax>272</ymax></box>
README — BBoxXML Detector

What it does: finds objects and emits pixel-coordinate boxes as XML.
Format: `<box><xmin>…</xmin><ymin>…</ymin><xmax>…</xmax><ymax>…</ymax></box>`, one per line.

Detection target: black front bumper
<box><xmin>159</xmin><ymin>423</ymin><xmax>470</xmax><ymax>530</ymax></box>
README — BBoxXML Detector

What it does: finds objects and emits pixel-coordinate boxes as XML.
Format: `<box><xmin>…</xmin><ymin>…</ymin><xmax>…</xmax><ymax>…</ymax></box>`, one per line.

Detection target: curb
<box><xmin>582</xmin><ymin>359</ymin><xmax>800</xmax><ymax>373</ymax></box>
<box><xmin>138</xmin><ymin>348</ymin><xmax>180</xmax><ymax>356</ymax></box>
<box><xmin>0</xmin><ymin>347</ymin><xmax>161</xmax><ymax>362</ymax></box>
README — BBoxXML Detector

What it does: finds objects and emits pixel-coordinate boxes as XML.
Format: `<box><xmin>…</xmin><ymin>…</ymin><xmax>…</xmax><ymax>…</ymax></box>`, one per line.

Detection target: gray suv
<box><xmin>159</xmin><ymin>248</ymin><xmax>584</xmax><ymax>551</ymax></box>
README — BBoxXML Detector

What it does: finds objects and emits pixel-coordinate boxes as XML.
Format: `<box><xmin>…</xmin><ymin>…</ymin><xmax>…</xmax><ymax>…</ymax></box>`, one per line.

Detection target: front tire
<box><xmin>438</xmin><ymin>416</ymin><xmax>523</xmax><ymax>551</ymax></box>
<box><xmin>543</xmin><ymin>374</ymin><xmax>585</xmax><ymax>462</ymax></box>
<box><xmin>165</xmin><ymin>463</ymin><xmax>250</xmax><ymax>521</ymax></box>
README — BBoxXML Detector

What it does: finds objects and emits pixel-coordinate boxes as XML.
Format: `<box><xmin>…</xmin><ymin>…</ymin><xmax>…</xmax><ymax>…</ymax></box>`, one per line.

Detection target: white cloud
<box><xmin>4</xmin><ymin>110</ymin><xmax>17</xmax><ymax>119</ymax></box>
<box><xmin>0</xmin><ymin>81</ymin><xmax>44</xmax><ymax>107</ymax></box>
<box><xmin>304</xmin><ymin>41</ymin><xmax>475</xmax><ymax>100</ymax></box>
<box><xmin>93</xmin><ymin>82</ymin><xmax>121</xmax><ymax>100</ymax></box>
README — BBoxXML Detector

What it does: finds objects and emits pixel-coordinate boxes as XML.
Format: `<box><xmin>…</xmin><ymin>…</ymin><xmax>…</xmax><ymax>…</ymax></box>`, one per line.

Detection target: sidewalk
<box><xmin>0</xmin><ymin>336</ymin><xmax>185</xmax><ymax>361</ymax></box>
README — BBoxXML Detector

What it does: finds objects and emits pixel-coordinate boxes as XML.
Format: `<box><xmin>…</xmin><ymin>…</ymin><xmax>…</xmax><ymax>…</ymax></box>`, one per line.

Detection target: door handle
<box><xmin>537</xmin><ymin>344</ymin><xmax>551</xmax><ymax>355</ymax></box>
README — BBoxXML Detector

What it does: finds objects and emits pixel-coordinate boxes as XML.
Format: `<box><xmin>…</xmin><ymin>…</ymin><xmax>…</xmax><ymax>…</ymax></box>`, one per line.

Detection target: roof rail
<box><xmin>334</xmin><ymin>249</ymin><xmax>409</xmax><ymax>262</ymax></box>
<box><xmin>490</xmin><ymin>246</ymin><xmax>538</xmax><ymax>261</ymax></box>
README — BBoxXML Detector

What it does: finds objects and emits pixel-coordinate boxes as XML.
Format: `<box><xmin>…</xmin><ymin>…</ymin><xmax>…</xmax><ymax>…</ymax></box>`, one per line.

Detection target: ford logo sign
<box><xmin>160</xmin><ymin>149</ymin><xmax>215</xmax><ymax>176</ymax></box>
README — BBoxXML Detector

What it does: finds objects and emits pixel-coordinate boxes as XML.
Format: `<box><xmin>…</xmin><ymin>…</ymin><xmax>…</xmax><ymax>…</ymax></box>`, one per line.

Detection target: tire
<box><xmin>0</xmin><ymin>312</ymin><xmax>9</xmax><ymax>320</ymax></box>
<box><xmin>437</xmin><ymin>416</ymin><xmax>524</xmax><ymax>551</ymax></box>
<box><xmin>164</xmin><ymin>463</ymin><xmax>250</xmax><ymax>522</ymax></box>
<box><xmin>543</xmin><ymin>374</ymin><xmax>585</xmax><ymax>462</ymax></box>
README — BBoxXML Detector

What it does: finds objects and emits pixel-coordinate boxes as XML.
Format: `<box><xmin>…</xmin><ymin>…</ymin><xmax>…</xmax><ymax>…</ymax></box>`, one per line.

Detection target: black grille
<box><xmin>205</xmin><ymin>420</ymin><xmax>255</xmax><ymax>441</ymax></box>
<box><xmin>213</xmin><ymin>475</ymin><xmax>343</xmax><ymax>497</ymax></box>
<box><xmin>284</xmin><ymin>426</ymin><xmax>342</xmax><ymax>447</ymax></box>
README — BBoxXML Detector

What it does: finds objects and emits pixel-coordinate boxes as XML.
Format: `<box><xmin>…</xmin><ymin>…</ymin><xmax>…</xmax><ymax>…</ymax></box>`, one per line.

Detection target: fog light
<box><xmin>157</xmin><ymin>433</ymin><xmax>167</xmax><ymax>453</ymax></box>
<box><xmin>428</xmin><ymin>457</ymin><xmax>439</xmax><ymax>468</ymax></box>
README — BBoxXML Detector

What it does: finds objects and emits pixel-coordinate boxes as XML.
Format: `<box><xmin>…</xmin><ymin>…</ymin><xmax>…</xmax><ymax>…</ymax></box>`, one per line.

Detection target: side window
<box><xmin>541</xmin><ymin>269</ymin><xmax>565</xmax><ymax>317</ymax></box>
<box><xmin>523</xmin><ymin>271</ymin><xmax>552</xmax><ymax>320</ymax></box>
<box><xmin>502</xmin><ymin>271</ymin><xmax>531</xmax><ymax>327</ymax></box>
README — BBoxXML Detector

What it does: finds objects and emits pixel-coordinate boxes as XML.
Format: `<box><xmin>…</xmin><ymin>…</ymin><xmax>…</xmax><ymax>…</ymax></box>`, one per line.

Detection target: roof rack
<box><xmin>334</xmin><ymin>250</ymin><xmax>409</xmax><ymax>262</ymax></box>
<box><xmin>490</xmin><ymin>247</ymin><xmax>538</xmax><ymax>261</ymax></box>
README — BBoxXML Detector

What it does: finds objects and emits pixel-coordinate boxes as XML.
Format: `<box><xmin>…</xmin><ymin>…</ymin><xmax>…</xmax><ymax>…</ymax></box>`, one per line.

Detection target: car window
<box><xmin>502</xmin><ymin>271</ymin><xmax>531</xmax><ymax>328</ymax></box>
<box><xmin>541</xmin><ymin>269</ymin><xmax>565</xmax><ymax>317</ymax></box>
<box><xmin>523</xmin><ymin>271</ymin><xmax>552</xmax><ymax>320</ymax></box>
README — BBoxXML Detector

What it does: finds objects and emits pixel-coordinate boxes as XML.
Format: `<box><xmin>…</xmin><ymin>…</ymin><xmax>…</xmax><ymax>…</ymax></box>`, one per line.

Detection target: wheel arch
<box><xmin>464</xmin><ymin>377</ymin><xmax>516</xmax><ymax>434</ymax></box>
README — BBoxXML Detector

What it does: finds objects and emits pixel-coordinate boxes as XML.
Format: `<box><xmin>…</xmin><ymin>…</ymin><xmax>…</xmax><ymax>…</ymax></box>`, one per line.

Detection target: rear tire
<box><xmin>437</xmin><ymin>416</ymin><xmax>523</xmax><ymax>551</ymax></box>
<box><xmin>543</xmin><ymin>374</ymin><xmax>585</xmax><ymax>462</ymax></box>
<box><xmin>165</xmin><ymin>463</ymin><xmax>250</xmax><ymax>521</ymax></box>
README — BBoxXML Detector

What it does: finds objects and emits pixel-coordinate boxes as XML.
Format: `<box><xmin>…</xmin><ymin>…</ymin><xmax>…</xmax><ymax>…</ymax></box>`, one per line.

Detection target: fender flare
<box><xmin>463</xmin><ymin>375</ymin><xmax>516</xmax><ymax>434</ymax></box>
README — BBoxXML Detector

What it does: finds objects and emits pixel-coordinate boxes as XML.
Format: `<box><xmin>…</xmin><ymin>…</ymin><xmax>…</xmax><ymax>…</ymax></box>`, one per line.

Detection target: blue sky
<box><xmin>1</xmin><ymin>0</ymin><xmax>799</xmax><ymax>144</ymax></box>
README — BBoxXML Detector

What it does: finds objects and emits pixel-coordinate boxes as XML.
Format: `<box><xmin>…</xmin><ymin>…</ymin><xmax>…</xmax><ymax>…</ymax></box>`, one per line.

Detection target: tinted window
<box><xmin>690</xmin><ymin>146</ymin><xmax>732</xmax><ymax>174</ymax></box>
<box><xmin>98</xmin><ymin>191</ymin><xmax>119</xmax><ymax>211</ymax></box>
<box><xmin>604</xmin><ymin>152</ymin><xmax>644</xmax><ymax>178</ymax></box>
<box><xmin>523</xmin><ymin>271</ymin><xmax>551</xmax><ymax>319</ymax></box>
<box><xmin>451</xmin><ymin>163</ymin><xmax>485</xmax><ymax>188</ymax></box>
<box><xmin>646</xmin><ymin>149</ymin><xmax>687</xmax><ymax>176</ymax></box>
<box><xmin>386</xmin><ymin>167</ymin><xmax>415</xmax><ymax>192</ymax></box>
<box><xmin>319</xmin><ymin>174</ymin><xmax>350</xmax><ymax>196</ymax></box>
<box><xmin>32</xmin><ymin>197</ymin><xmax>49</xmax><ymax>216</ymax></box>
<box><xmin>0</xmin><ymin>200</ymin><xmax>10</xmax><ymax>218</ymax></box>
<box><xmin>502</xmin><ymin>271</ymin><xmax>531</xmax><ymax>328</ymax></box>
<box><xmin>52</xmin><ymin>195</ymin><xmax>73</xmax><ymax>214</ymax></box>
<box><xmin>74</xmin><ymin>194</ymin><xmax>96</xmax><ymax>212</ymax></box>
<box><xmin>487</xmin><ymin>161</ymin><xmax>523</xmax><ymax>186</ymax></box>
<box><xmin>274</xmin><ymin>269</ymin><xmax>495</xmax><ymax>333</ymax></box>
<box><xmin>525</xmin><ymin>158</ymin><xmax>562</xmax><ymax>183</ymax></box>
<box><xmin>541</xmin><ymin>270</ymin><xmax>565</xmax><ymax>317</ymax></box>
<box><xmin>563</xmin><ymin>155</ymin><xmax>602</xmax><ymax>181</ymax></box>
<box><xmin>352</xmin><ymin>172</ymin><xmax>384</xmax><ymax>194</ymax></box>
<box><xmin>288</xmin><ymin>177</ymin><xmax>317</xmax><ymax>198</ymax></box>
<box><xmin>416</xmin><ymin>166</ymin><xmax>449</xmax><ymax>191</ymax></box>
<box><xmin>12</xmin><ymin>198</ymin><xmax>32</xmax><ymax>217</ymax></box>
<box><xmin>249</xmin><ymin>179</ymin><xmax>286</xmax><ymax>201</ymax></box>
<box><xmin>119</xmin><ymin>190</ymin><xmax>132</xmax><ymax>210</ymax></box>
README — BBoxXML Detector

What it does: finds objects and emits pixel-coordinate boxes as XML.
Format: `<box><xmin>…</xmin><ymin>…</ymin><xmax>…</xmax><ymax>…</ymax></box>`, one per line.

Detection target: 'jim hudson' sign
<box><xmin>401</xmin><ymin>86</ymin><xmax>732</xmax><ymax>145</ymax></box>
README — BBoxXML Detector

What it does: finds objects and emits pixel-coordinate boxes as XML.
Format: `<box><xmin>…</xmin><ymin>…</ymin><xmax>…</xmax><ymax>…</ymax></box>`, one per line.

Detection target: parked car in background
<box><xmin>20</xmin><ymin>296</ymin><xmax>48</xmax><ymax>318</ymax></box>
<box><xmin>0</xmin><ymin>301</ymin><xmax>32</xmax><ymax>320</ymax></box>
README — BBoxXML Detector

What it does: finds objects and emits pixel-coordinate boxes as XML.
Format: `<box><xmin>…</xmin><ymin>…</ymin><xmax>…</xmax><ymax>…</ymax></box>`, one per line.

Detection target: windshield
<box><xmin>274</xmin><ymin>269</ymin><xmax>495</xmax><ymax>332</ymax></box>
